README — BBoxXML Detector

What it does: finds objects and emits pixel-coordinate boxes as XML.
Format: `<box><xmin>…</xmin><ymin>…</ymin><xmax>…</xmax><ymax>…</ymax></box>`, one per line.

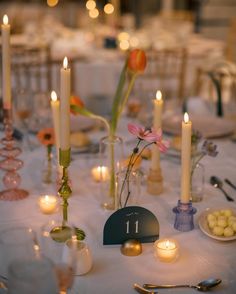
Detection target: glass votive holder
<box><xmin>154</xmin><ymin>238</ymin><xmax>179</xmax><ymax>263</ymax></box>
<box><xmin>63</xmin><ymin>239</ymin><xmax>93</xmax><ymax>276</ymax></box>
<box><xmin>91</xmin><ymin>166</ymin><xmax>109</xmax><ymax>182</ymax></box>
<box><xmin>38</xmin><ymin>195</ymin><xmax>59</xmax><ymax>215</ymax></box>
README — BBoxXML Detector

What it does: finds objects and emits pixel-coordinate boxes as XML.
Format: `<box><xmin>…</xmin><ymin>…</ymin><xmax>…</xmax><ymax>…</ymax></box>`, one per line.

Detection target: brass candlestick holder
<box><xmin>50</xmin><ymin>148</ymin><xmax>85</xmax><ymax>242</ymax></box>
<box><xmin>0</xmin><ymin>108</ymin><xmax>28</xmax><ymax>200</ymax></box>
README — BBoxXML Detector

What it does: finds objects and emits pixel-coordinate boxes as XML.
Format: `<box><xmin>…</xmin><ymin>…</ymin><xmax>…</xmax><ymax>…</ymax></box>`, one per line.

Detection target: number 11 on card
<box><xmin>126</xmin><ymin>220</ymin><xmax>139</xmax><ymax>234</ymax></box>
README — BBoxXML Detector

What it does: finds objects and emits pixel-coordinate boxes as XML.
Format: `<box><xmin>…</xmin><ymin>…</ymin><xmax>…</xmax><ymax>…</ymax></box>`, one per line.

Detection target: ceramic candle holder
<box><xmin>154</xmin><ymin>238</ymin><xmax>179</xmax><ymax>263</ymax></box>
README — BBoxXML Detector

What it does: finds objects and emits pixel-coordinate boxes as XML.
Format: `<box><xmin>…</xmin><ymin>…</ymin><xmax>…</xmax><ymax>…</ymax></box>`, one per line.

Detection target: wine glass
<box><xmin>14</xmin><ymin>89</ymin><xmax>33</xmax><ymax>150</ymax></box>
<box><xmin>0</xmin><ymin>226</ymin><xmax>59</xmax><ymax>294</ymax></box>
<box><xmin>40</xmin><ymin>219</ymin><xmax>78</xmax><ymax>293</ymax></box>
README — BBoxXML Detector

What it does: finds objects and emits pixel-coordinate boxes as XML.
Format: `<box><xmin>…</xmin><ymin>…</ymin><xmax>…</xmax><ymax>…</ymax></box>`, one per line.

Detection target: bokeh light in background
<box><xmin>119</xmin><ymin>39</ymin><xmax>129</xmax><ymax>51</ymax></box>
<box><xmin>47</xmin><ymin>0</ymin><xmax>59</xmax><ymax>7</ymax></box>
<box><xmin>89</xmin><ymin>8</ymin><xmax>99</xmax><ymax>19</ymax></box>
<box><xmin>104</xmin><ymin>3</ymin><xmax>114</xmax><ymax>15</ymax></box>
<box><xmin>86</xmin><ymin>0</ymin><xmax>96</xmax><ymax>11</ymax></box>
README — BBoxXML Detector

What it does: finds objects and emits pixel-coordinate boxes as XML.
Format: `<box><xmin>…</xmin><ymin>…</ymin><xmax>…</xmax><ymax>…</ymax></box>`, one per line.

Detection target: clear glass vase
<box><xmin>99</xmin><ymin>135</ymin><xmax>124</xmax><ymax>210</ymax></box>
<box><xmin>191</xmin><ymin>163</ymin><xmax>205</xmax><ymax>202</ymax></box>
<box><xmin>42</xmin><ymin>147</ymin><xmax>57</xmax><ymax>185</ymax></box>
<box><xmin>116</xmin><ymin>169</ymin><xmax>142</xmax><ymax>208</ymax></box>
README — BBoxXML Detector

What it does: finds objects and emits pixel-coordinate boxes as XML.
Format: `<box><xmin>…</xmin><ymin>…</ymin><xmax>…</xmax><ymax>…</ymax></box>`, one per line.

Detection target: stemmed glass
<box><xmin>14</xmin><ymin>89</ymin><xmax>33</xmax><ymax>150</ymax></box>
<box><xmin>0</xmin><ymin>226</ymin><xmax>59</xmax><ymax>293</ymax></box>
<box><xmin>40</xmin><ymin>219</ymin><xmax>78</xmax><ymax>293</ymax></box>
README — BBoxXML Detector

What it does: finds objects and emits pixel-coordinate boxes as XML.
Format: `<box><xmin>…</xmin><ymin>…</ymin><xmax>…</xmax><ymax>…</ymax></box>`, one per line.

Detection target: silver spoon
<box><xmin>134</xmin><ymin>283</ymin><xmax>158</xmax><ymax>294</ymax></box>
<box><xmin>210</xmin><ymin>176</ymin><xmax>234</xmax><ymax>201</ymax></box>
<box><xmin>143</xmin><ymin>278</ymin><xmax>222</xmax><ymax>292</ymax></box>
<box><xmin>225</xmin><ymin>178</ymin><xmax>236</xmax><ymax>190</ymax></box>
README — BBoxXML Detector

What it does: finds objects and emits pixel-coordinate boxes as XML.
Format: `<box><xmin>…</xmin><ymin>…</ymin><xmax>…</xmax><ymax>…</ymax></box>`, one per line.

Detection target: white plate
<box><xmin>198</xmin><ymin>207</ymin><xmax>236</xmax><ymax>241</ymax></box>
<box><xmin>163</xmin><ymin>115</ymin><xmax>235</xmax><ymax>138</ymax></box>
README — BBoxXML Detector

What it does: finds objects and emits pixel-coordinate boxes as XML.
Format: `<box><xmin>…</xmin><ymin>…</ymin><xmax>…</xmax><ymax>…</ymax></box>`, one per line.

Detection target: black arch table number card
<box><xmin>103</xmin><ymin>206</ymin><xmax>159</xmax><ymax>245</ymax></box>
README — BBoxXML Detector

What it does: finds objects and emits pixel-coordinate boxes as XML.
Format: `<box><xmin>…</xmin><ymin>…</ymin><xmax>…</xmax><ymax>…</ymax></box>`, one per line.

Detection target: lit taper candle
<box><xmin>181</xmin><ymin>112</ymin><xmax>192</xmax><ymax>203</ymax></box>
<box><xmin>1</xmin><ymin>15</ymin><xmax>11</xmax><ymax>109</ymax></box>
<box><xmin>50</xmin><ymin>91</ymin><xmax>60</xmax><ymax>151</ymax></box>
<box><xmin>60</xmin><ymin>57</ymin><xmax>71</xmax><ymax>151</ymax></box>
<box><xmin>151</xmin><ymin>90</ymin><xmax>163</xmax><ymax>170</ymax></box>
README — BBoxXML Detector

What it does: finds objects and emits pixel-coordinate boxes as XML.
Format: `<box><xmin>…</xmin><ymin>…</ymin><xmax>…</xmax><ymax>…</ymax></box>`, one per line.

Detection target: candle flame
<box><xmin>184</xmin><ymin>112</ymin><xmax>189</xmax><ymax>123</ymax></box>
<box><xmin>34</xmin><ymin>244</ymin><xmax>40</xmax><ymax>252</ymax></box>
<box><xmin>51</xmin><ymin>90</ymin><xmax>58</xmax><ymax>101</ymax></box>
<box><xmin>165</xmin><ymin>240</ymin><xmax>170</xmax><ymax>248</ymax></box>
<box><xmin>45</xmin><ymin>195</ymin><xmax>49</xmax><ymax>201</ymax></box>
<box><xmin>3</xmin><ymin>15</ymin><xmax>8</xmax><ymax>25</ymax></box>
<box><xmin>63</xmin><ymin>57</ymin><xmax>68</xmax><ymax>69</ymax></box>
<box><xmin>72</xmin><ymin>235</ymin><xmax>77</xmax><ymax>242</ymax></box>
<box><xmin>156</xmin><ymin>90</ymin><xmax>162</xmax><ymax>101</ymax></box>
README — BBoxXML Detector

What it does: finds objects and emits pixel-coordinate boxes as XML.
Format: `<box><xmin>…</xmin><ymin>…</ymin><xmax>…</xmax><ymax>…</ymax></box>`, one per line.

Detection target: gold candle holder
<box><xmin>50</xmin><ymin>148</ymin><xmax>85</xmax><ymax>242</ymax></box>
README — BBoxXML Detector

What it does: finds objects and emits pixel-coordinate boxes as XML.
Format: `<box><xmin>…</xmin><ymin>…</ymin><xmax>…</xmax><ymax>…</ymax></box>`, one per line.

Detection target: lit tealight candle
<box><xmin>38</xmin><ymin>195</ymin><xmax>58</xmax><ymax>214</ymax></box>
<box><xmin>91</xmin><ymin>166</ymin><xmax>109</xmax><ymax>182</ymax></box>
<box><xmin>154</xmin><ymin>238</ymin><xmax>179</xmax><ymax>262</ymax></box>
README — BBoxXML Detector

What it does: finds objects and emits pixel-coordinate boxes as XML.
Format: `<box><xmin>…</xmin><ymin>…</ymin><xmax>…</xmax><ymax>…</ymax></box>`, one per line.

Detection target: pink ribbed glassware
<box><xmin>0</xmin><ymin>108</ymin><xmax>28</xmax><ymax>200</ymax></box>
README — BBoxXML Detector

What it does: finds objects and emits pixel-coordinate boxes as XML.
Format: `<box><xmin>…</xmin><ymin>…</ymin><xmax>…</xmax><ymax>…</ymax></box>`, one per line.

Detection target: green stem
<box><xmin>117</xmin><ymin>73</ymin><xmax>137</xmax><ymax>120</ymax></box>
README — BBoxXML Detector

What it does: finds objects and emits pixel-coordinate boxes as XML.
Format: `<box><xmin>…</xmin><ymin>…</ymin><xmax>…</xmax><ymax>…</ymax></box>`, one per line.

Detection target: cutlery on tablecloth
<box><xmin>210</xmin><ymin>176</ymin><xmax>234</xmax><ymax>202</ymax></box>
<box><xmin>143</xmin><ymin>278</ymin><xmax>222</xmax><ymax>292</ymax></box>
<box><xmin>225</xmin><ymin>178</ymin><xmax>236</xmax><ymax>190</ymax></box>
<box><xmin>133</xmin><ymin>283</ymin><xmax>158</xmax><ymax>294</ymax></box>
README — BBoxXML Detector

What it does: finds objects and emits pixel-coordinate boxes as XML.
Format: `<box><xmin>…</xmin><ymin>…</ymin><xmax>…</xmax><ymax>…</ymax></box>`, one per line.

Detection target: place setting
<box><xmin>0</xmin><ymin>1</ymin><xmax>236</xmax><ymax>293</ymax></box>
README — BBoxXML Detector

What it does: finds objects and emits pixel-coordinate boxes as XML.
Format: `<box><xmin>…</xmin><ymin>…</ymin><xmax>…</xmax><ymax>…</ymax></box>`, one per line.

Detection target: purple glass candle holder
<box><xmin>173</xmin><ymin>200</ymin><xmax>197</xmax><ymax>232</ymax></box>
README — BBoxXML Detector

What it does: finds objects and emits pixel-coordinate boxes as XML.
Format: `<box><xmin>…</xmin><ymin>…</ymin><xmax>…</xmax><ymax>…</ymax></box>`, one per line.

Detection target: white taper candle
<box><xmin>60</xmin><ymin>57</ymin><xmax>71</xmax><ymax>151</ymax></box>
<box><xmin>1</xmin><ymin>15</ymin><xmax>11</xmax><ymax>109</ymax></box>
<box><xmin>180</xmin><ymin>112</ymin><xmax>192</xmax><ymax>203</ymax></box>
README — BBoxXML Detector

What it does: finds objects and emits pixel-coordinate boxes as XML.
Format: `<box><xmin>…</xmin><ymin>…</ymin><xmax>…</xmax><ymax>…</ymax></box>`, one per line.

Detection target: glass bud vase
<box><xmin>191</xmin><ymin>163</ymin><xmax>205</xmax><ymax>202</ymax></box>
<box><xmin>42</xmin><ymin>147</ymin><xmax>57</xmax><ymax>185</ymax></box>
<box><xmin>116</xmin><ymin>169</ymin><xmax>142</xmax><ymax>209</ymax></box>
<box><xmin>99</xmin><ymin>135</ymin><xmax>124</xmax><ymax>210</ymax></box>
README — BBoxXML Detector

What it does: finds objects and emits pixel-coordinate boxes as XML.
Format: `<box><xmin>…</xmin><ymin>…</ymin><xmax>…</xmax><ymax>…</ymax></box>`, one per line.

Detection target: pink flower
<box><xmin>127</xmin><ymin>123</ymin><xmax>169</xmax><ymax>153</ymax></box>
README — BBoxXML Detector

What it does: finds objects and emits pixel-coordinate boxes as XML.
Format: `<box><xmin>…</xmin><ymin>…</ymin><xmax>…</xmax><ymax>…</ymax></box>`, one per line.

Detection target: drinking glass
<box><xmin>40</xmin><ymin>219</ymin><xmax>78</xmax><ymax>293</ymax></box>
<box><xmin>0</xmin><ymin>226</ymin><xmax>38</xmax><ymax>277</ymax></box>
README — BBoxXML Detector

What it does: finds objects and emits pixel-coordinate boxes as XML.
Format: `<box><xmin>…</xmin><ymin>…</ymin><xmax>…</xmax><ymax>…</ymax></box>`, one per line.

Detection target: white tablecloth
<box><xmin>0</xmin><ymin>119</ymin><xmax>235</xmax><ymax>294</ymax></box>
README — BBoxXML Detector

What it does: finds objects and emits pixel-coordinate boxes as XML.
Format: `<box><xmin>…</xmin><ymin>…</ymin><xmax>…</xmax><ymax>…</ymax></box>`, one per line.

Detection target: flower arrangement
<box><xmin>70</xmin><ymin>49</ymin><xmax>147</xmax><ymax>204</ymax></box>
<box><xmin>119</xmin><ymin>123</ymin><xmax>169</xmax><ymax>208</ymax></box>
<box><xmin>37</xmin><ymin>128</ymin><xmax>55</xmax><ymax>184</ymax></box>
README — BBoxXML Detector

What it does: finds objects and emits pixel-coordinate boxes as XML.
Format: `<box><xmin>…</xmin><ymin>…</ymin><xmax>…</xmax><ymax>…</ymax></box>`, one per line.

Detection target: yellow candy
<box><xmin>207</xmin><ymin>214</ymin><xmax>216</xmax><ymax>222</ymax></box>
<box><xmin>217</xmin><ymin>219</ymin><xmax>227</xmax><ymax>228</ymax></box>
<box><xmin>224</xmin><ymin>227</ymin><xmax>234</xmax><ymax>237</ymax></box>
<box><xmin>208</xmin><ymin>220</ymin><xmax>217</xmax><ymax>229</ymax></box>
<box><xmin>231</xmin><ymin>222</ymin><xmax>236</xmax><ymax>232</ymax></box>
<box><xmin>213</xmin><ymin>226</ymin><xmax>224</xmax><ymax>236</ymax></box>
<box><xmin>228</xmin><ymin>216</ymin><xmax>236</xmax><ymax>226</ymax></box>
<box><xmin>218</xmin><ymin>215</ymin><xmax>226</xmax><ymax>221</ymax></box>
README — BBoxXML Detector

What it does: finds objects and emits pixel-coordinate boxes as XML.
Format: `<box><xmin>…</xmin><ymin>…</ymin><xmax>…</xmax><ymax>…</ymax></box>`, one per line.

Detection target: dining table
<box><xmin>0</xmin><ymin>114</ymin><xmax>235</xmax><ymax>294</ymax></box>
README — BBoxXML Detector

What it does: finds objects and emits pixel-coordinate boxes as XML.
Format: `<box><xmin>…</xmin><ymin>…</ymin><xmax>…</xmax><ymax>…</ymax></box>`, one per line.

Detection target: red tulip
<box><xmin>70</xmin><ymin>95</ymin><xmax>84</xmax><ymax>115</ymax></box>
<box><xmin>127</xmin><ymin>49</ymin><xmax>147</xmax><ymax>74</ymax></box>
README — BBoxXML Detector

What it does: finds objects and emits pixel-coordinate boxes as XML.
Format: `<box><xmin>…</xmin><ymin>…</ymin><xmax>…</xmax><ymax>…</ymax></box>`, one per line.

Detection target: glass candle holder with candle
<box><xmin>154</xmin><ymin>238</ymin><xmax>179</xmax><ymax>263</ymax></box>
<box><xmin>38</xmin><ymin>195</ymin><xmax>58</xmax><ymax>214</ymax></box>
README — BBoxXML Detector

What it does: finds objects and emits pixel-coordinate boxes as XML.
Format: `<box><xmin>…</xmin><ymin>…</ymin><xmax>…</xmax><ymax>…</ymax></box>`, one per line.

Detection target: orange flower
<box><xmin>70</xmin><ymin>96</ymin><xmax>84</xmax><ymax>115</ymax></box>
<box><xmin>128</xmin><ymin>49</ymin><xmax>147</xmax><ymax>74</ymax></box>
<box><xmin>37</xmin><ymin>128</ymin><xmax>55</xmax><ymax>146</ymax></box>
